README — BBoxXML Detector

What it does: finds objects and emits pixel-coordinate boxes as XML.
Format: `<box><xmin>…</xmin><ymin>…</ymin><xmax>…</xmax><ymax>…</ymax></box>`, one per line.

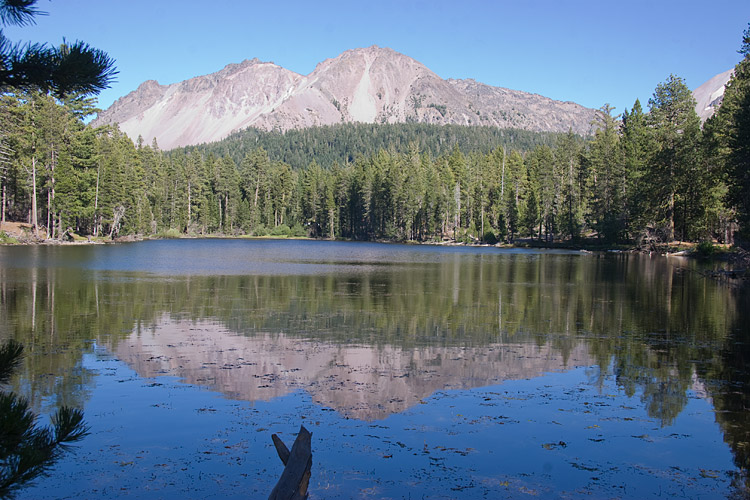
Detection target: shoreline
<box><xmin>2</xmin><ymin>223</ymin><xmax>747</xmax><ymax>282</ymax></box>
<box><xmin>0</xmin><ymin>220</ymin><xmax>742</xmax><ymax>256</ymax></box>
<box><xmin>0</xmin><ymin>223</ymin><xmax>735</xmax><ymax>255</ymax></box>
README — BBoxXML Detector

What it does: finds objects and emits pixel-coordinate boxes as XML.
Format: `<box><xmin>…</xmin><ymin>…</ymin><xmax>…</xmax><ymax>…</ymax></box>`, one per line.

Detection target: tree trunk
<box><xmin>93</xmin><ymin>160</ymin><xmax>100</xmax><ymax>236</ymax></box>
<box><xmin>48</xmin><ymin>146</ymin><xmax>56</xmax><ymax>239</ymax></box>
<box><xmin>31</xmin><ymin>156</ymin><xmax>39</xmax><ymax>238</ymax></box>
<box><xmin>254</xmin><ymin>174</ymin><xmax>260</xmax><ymax>208</ymax></box>
<box><xmin>480</xmin><ymin>204</ymin><xmax>484</xmax><ymax>237</ymax></box>
<box><xmin>46</xmin><ymin>188</ymin><xmax>51</xmax><ymax>239</ymax></box>
<box><xmin>269</xmin><ymin>426</ymin><xmax>312</xmax><ymax>500</ymax></box>
<box><xmin>668</xmin><ymin>160</ymin><xmax>675</xmax><ymax>242</ymax></box>
<box><xmin>500</xmin><ymin>148</ymin><xmax>505</xmax><ymax>200</ymax></box>
<box><xmin>187</xmin><ymin>180</ymin><xmax>192</xmax><ymax>232</ymax></box>
<box><xmin>226</xmin><ymin>195</ymin><xmax>231</xmax><ymax>233</ymax></box>
<box><xmin>568</xmin><ymin>157</ymin><xmax>574</xmax><ymax>238</ymax></box>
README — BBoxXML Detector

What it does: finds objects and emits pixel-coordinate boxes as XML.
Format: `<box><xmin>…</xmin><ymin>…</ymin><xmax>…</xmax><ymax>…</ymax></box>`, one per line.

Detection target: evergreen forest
<box><xmin>1</xmin><ymin>28</ymin><xmax>749</xmax><ymax>247</ymax></box>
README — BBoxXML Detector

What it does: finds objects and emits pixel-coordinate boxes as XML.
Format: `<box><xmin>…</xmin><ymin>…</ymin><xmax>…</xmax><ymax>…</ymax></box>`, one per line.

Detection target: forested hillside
<box><xmin>181</xmin><ymin>123</ymin><xmax>563</xmax><ymax>170</ymax></box>
<box><xmin>1</xmin><ymin>49</ymin><xmax>749</xmax><ymax>246</ymax></box>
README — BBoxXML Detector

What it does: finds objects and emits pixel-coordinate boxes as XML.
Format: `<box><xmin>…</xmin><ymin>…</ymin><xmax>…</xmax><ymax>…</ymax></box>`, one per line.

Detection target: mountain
<box><xmin>113</xmin><ymin>317</ymin><xmax>594</xmax><ymax>421</ymax></box>
<box><xmin>693</xmin><ymin>68</ymin><xmax>734</xmax><ymax>122</ymax></box>
<box><xmin>93</xmin><ymin>46</ymin><xmax>599</xmax><ymax>150</ymax></box>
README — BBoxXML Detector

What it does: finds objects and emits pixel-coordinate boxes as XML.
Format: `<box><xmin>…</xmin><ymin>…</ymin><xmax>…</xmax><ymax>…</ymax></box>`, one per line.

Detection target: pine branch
<box><xmin>0</xmin><ymin>0</ymin><xmax>45</xmax><ymax>27</ymax></box>
<box><xmin>0</xmin><ymin>33</ymin><xmax>117</xmax><ymax>97</ymax></box>
<box><xmin>51</xmin><ymin>40</ymin><xmax>118</xmax><ymax>97</ymax></box>
<box><xmin>0</xmin><ymin>391</ymin><xmax>89</xmax><ymax>498</ymax></box>
<box><xmin>0</xmin><ymin>341</ymin><xmax>23</xmax><ymax>385</ymax></box>
<box><xmin>51</xmin><ymin>407</ymin><xmax>89</xmax><ymax>446</ymax></box>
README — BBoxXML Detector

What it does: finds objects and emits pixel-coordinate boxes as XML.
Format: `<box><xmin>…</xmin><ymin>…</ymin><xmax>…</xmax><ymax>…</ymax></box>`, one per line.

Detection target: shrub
<box><xmin>269</xmin><ymin>224</ymin><xmax>291</xmax><ymax>237</ymax></box>
<box><xmin>158</xmin><ymin>228</ymin><xmax>182</xmax><ymax>239</ymax></box>
<box><xmin>290</xmin><ymin>223</ymin><xmax>307</xmax><ymax>238</ymax></box>
<box><xmin>482</xmin><ymin>231</ymin><xmax>498</xmax><ymax>245</ymax></box>
<box><xmin>0</xmin><ymin>231</ymin><xmax>19</xmax><ymax>244</ymax></box>
<box><xmin>695</xmin><ymin>240</ymin><xmax>715</xmax><ymax>258</ymax></box>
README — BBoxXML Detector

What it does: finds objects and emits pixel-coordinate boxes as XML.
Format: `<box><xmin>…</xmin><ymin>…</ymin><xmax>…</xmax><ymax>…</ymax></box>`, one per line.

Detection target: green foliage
<box><xmin>646</xmin><ymin>74</ymin><xmax>704</xmax><ymax>241</ymax></box>
<box><xmin>0</xmin><ymin>231</ymin><xmax>19</xmax><ymax>244</ymax></box>
<box><xmin>585</xmin><ymin>105</ymin><xmax>625</xmax><ymax>242</ymax></box>
<box><xmin>181</xmin><ymin>122</ymin><xmax>562</xmax><ymax>170</ymax></box>
<box><xmin>740</xmin><ymin>23</ymin><xmax>750</xmax><ymax>57</ymax></box>
<box><xmin>427</xmin><ymin>103</ymin><xmax>447</xmax><ymax>117</ymax></box>
<box><xmin>0</xmin><ymin>341</ymin><xmax>89</xmax><ymax>497</ymax></box>
<box><xmin>269</xmin><ymin>223</ymin><xmax>291</xmax><ymax>237</ymax></box>
<box><xmin>708</xmin><ymin>23</ymin><xmax>750</xmax><ymax>243</ymax></box>
<box><xmin>0</xmin><ymin>0</ymin><xmax>117</xmax><ymax>97</ymax></box>
<box><xmin>287</xmin><ymin>223</ymin><xmax>305</xmax><ymax>238</ymax></box>
<box><xmin>252</xmin><ymin>223</ymin><xmax>269</xmax><ymax>237</ymax></box>
<box><xmin>620</xmin><ymin>99</ymin><xmax>652</xmax><ymax>238</ymax></box>
<box><xmin>695</xmin><ymin>240</ymin><xmax>716</xmax><ymax>258</ymax></box>
<box><xmin>0</xmin><ymin>341</ymin><xmax>23</xmax><ymax>384</ymax></box>
<box><xmin>481</xmin><ymin>230</ymin><xmax>498</xmax><ymax>245</ymax></box>
<box><xmin>157</xmin><ymin>228</ymin><xmax>182</xmax><ymax>239</ymax></box>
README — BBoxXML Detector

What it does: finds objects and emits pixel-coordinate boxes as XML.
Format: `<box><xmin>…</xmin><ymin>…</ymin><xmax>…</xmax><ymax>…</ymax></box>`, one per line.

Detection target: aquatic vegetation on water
<box><xmin>0</xmin><ymin>240</ymin><xmax>747</xmax><ymax>498</ymax></box>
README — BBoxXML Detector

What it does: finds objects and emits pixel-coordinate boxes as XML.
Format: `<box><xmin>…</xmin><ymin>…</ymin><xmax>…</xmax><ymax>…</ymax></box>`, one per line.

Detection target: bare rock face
<box><xmin>693</xmin><ymin>68</ymin><xmax>734</xmax><ymax>122</ymax></box>
<box><xmin>95</xmin><ymin>59</ymin><xmax>303</xmax><ymax>148</ymax></box>
<box><xmin>94</xmin><ymin>46</ymin><xmax>600</xmax><ymax>150</ymax></box>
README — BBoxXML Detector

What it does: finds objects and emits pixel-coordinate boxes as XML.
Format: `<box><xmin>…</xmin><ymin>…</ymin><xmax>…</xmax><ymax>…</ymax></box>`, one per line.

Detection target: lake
<box><xmin>1</xmin><ymin>239</ymin><xmax>748</xmax><ymax>499</ymax></box>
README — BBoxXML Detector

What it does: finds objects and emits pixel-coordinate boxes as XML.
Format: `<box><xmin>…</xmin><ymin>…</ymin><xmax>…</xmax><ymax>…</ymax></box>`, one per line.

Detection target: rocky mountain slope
<box><xmin>93</xmin><ymin>46</ymin><xmax>599</xmax><ymax>150</ymax></box>
<box><xmin>693</xmin><ymin>68</ymin><xmax>734</xmax><ymax>122</ymax></box>
<box><xmin>113</xmin><ymin>317</ymin><xmax>595</xmax><ymax>420</ymax></box>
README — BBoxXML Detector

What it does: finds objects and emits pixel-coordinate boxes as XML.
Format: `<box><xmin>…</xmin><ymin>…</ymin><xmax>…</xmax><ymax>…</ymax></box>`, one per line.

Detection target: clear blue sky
<box><xmin>6</xmin><ymin>0</ymin><xmax>750</xmax><ymax>116</ymax></box>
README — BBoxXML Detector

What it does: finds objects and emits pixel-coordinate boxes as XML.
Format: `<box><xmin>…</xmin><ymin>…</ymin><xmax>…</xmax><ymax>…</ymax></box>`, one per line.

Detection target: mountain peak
<box><xmin>693</xmin><ymin>69</ymin><xmax>733</xmax><ymax>122</ymax></box>
<box><xmin>94</xmin><ymin>48</ymin><xmax>599</xmax><ymax>149</ymax></box>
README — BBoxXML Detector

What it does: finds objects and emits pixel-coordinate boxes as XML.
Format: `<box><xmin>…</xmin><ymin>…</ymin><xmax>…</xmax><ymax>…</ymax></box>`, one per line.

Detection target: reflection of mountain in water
<box><xmin>3</xmin><ymin>242</ymin><xmax>749</xmax><ymax>479</ymax></box>
<box><xmin>113</xmin><ymin>317</ymin><xmax>594</xmax><ymax>420</ymax></box>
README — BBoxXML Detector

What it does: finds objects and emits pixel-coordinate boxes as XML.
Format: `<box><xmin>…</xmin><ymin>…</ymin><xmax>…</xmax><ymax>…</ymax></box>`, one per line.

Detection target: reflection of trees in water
<box><xmin>696</xmin><ymin>283</ymin><xmax>750</xmax><ymax>490</ymax></box>
<box><xmin>0</xmin><ymin>267</ymin><xmax>97</xmax><ymax>413</ymax></box>
<box><xmin>0</xmin><ymin>253</ymin><xmax>747</xmax><ymax>465</ymax></box>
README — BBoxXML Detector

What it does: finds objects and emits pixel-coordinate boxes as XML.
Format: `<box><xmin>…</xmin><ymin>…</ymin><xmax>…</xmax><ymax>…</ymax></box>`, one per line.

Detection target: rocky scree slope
<box><xmin>94</xmin><ymin>46</ymin><xmax>601</xmax><ymax>149</ymax></box>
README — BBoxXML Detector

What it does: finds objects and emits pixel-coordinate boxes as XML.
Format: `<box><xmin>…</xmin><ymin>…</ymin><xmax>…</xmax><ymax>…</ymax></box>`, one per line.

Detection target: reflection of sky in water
<box><xmin>0</xmin><ymin>239</ymin><xmax>583</xmax><ymax>275</ymax></box>
<box><xmin>110</xmin><ymin>318</ymin><xmax>598</xmax><ymax>420</ymax></box>
<box><xmin>2</xmin><ymin>240</ymin><xmax>747</xmax><ymax>499</ymax></box>
<box><xmin>16</xmin><ymin>351</ymin><xmax>737</xmax><ymax>500</ymax></box>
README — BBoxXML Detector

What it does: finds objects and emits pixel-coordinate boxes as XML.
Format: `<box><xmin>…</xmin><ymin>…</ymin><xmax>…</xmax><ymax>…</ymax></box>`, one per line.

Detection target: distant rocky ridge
<box><xmin>93</xmin><ymin>46</ymin><xmax>600</xmax><ymax>150</ymax></box>
<box><xmin>112</xmin><ymin>318</ymin><xmax>594</xmax><ymax>421</ymax></box>
<box><xmin>693</xmin><ymin>68</ymin><xmax>734</xmax><ymax>122</ymax></box>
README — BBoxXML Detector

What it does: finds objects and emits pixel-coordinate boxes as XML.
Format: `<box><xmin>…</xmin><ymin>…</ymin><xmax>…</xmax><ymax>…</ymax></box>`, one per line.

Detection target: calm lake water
<box><xmin>1</xmin><ymin>239</ymin><xmax>748</xmax><ymax>499</ymax></box>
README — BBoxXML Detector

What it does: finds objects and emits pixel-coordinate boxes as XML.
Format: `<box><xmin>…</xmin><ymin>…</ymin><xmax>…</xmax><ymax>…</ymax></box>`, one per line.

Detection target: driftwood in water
<box><xmin>268</xmin><ymin>425</ymin><xmax>312</xmax><ymax>500</ymax></box>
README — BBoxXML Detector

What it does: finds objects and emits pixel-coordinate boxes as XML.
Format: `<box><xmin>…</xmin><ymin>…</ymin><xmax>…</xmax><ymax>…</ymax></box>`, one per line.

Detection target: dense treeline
<box><xmin>182</xmin><ymin>122</ymin><xmax>565</xmax><ymax>170</ymax></box>
<box><xmin>0</xmin><ymin>27</ymin><xmax>749</xmax><ymax>245</ymax></box>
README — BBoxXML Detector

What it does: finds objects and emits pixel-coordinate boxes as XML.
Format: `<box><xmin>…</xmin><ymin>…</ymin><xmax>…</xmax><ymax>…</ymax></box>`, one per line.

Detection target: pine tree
<box><xmin>711</xmin><ymin>24</ymin><xmax>750</xmax><ymax>241</ymax></box>
<box><xmin>621</xmin><ymin>99</ymin><xmax>652</xmax><ymax>239</ymax></box>
<box><xmin>586</xmin><ymin>104</ymin><xmax>624</xmax><ymax>242</ymax></box>
<box><xmin>646</xmin><ymin>75</ymin><xmax>702</xmax><ymax>241</ymax></box>
<box><xmin>521</xmin><ymin>184</ymin><xmax>539</xmax><ymax>238</ymax></box>
<box><xmin>555</xmin><ymin>129</ymin><xmax>583</xmax><ymax>240</ymax></box>
<box><xmin>527</xmin><ymin>145</ymin><xmax>556</xmax><ymax>241</ymax></box>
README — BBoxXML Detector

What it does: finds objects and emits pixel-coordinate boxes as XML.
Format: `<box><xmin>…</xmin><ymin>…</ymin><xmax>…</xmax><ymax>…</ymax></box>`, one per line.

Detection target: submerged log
<box><xmin>268</xmin><ymin>425</ymin><xmax>312</xmax><ymax>500</ymax></box>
